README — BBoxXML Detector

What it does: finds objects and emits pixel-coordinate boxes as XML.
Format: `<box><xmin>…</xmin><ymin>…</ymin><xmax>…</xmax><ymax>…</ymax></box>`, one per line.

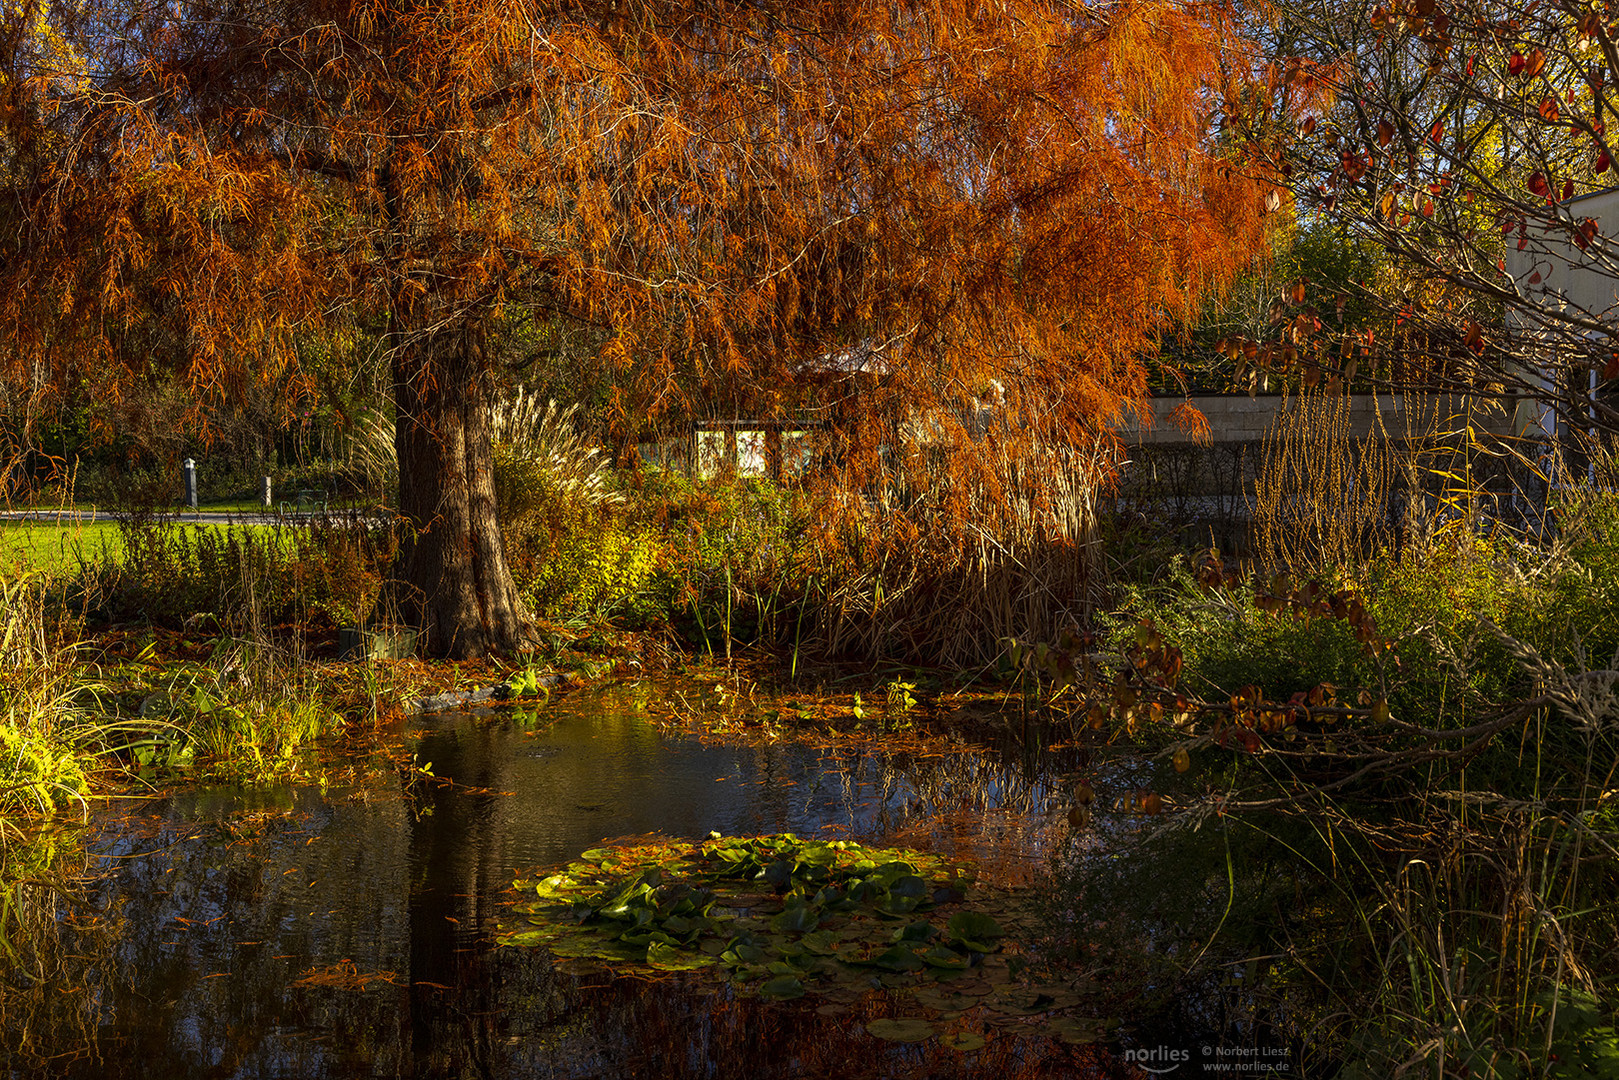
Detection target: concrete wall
<box><xmin>1108</xmin><ymin>393</ymin><xmax>1529</xmax><ymax>554</ymax></box>
<box><xmin>1116</xmin><ymin>392</ymin><xmax>1517</xmax><ymax>446</ymax></box>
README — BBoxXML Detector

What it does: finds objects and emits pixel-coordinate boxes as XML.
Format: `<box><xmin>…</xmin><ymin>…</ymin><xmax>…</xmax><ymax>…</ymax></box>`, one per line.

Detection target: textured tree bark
<box><xmin>392</xmin><ymin>325</ymin><xmax>531</xmax><ymax>658</ymax></box>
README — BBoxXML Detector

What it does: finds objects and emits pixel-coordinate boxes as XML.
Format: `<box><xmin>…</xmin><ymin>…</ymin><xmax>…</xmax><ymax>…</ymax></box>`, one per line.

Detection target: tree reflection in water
<box><xmin>2</xmin><ymin>684</ymin><xmax>1116</xmax><ymax>1079</ymax></box>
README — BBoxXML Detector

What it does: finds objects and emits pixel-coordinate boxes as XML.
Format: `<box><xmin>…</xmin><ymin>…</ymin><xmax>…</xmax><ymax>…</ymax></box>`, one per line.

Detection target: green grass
<box><xmin>0</xmin><ymin>520</ymin><xmax>284</xmax><ymax>577</ymax></box>
<box><xmin>0</xmin><ymin>523</ymin><xmax>124</xmax><ymax>576</ymax></box>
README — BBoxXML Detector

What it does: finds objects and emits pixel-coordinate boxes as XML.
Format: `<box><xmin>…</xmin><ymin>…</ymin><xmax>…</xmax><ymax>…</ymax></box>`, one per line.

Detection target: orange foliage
<box><xmin>0</xmin><ymin>0</ymin><xmax>1275</xmax><ymax>653</ymax></box>
<box><xmin>2</xmin><ymin>0</ymin><xmax>1270</xmax><ymax>432</ymax></box>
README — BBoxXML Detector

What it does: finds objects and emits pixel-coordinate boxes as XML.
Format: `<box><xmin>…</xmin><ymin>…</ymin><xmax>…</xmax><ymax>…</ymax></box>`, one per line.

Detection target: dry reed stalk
<box><xmin>1254</xmin><ymin>387</ymin><xmax>1397</xmax><ymax>576</ymax></box>
<box><xmin>807</xmin><ymin>432</ymin><xmax>1107</xmax><ymax>668</ymax></box>
<box><xmin>1254</xmin><ymin>387</ymin><xmax>1515</xmax><ymax>575</ymax></box>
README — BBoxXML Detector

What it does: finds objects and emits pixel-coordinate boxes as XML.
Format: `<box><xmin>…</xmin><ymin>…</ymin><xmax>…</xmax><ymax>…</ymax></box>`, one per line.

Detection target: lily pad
<box><xmin>873</xmin><ymin>946</ymin><xmax>927</xmax><ymax>973</ymax></box>
<box><xmin>941</xmin><ymin>1031</ymin><xmax>987</xmax><ymax>1052</ymax></box>
<box><xmin>770</xmin><ymin>904</ymin><xmax>821</xmax><ymax>934</ymax></box>
<box><xmin>647</xmin><ymin>941</ymin><xmax>715</xmax><ymax>971</ymax></box>
<box><xmin>865</xmin><ymin>1017</ymin><xmax>936</xmax><ymax>1043</ymax></box>
<box><xmin>946</xmin><ymin>911</ymin><xmax>1005</xmax><ymax>952</ymax></box>
<box><xmin>502</xmin><ymin>833</ymin><xmax>1009</xmax><ymax>1008</ymax></box>
<box><xmin>1048</xmin><ymin>1016</ymin><xmax>1110</xmax><ymax>1045</ymax></box>
<box><xmin>758</xmin><ymin>975</ymin><xmax>805</xmax><ymax>1000</ymax></box>
<box><xmin>920</xmin><ymin>946</ymin><xmax>970</xmax><ymax>970</ymax></box>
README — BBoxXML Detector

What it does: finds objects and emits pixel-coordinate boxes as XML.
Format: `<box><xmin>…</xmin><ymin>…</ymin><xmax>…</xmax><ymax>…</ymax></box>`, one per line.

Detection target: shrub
<box><xmin>626</xmin><ymin>469</ymin><xmax>812</xmax><ymax>648</ymax></box>
<box><xmin>0</xmin><ymin>725</ymin><xmax>87</xmax><ymax>816</ymax></box>
<box><xmin>1106</xmin><ymin>556</ymin><xmax>1371</xmax><ymax>703</ymax></box>
<box><xmin>0</xmin><ymin>575</ymin><xmax>94</xmax><ymax>816</ymax></box>
<box><xmin>518</xmin><ymin>516</ymin><xmax>665</xmax><ymax>623</ymax></box>
<box><xmin>490</xmin><ymin>391</ymin><xmax>621</xmax><ymax>525</ymax></box>
<box><xmin>79</xmin><ymin>516</ymin><xmax>390</xmax><ymax>632</ymax></box>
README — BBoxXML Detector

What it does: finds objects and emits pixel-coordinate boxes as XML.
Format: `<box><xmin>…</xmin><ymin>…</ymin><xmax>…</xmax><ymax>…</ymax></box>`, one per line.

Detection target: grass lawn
<box><xmin>0</xmin><ymin>521</ymin><xmax>124</xmax><ymax>575</ymax></box>
<box><xmin>0</xmin><ymin>520</ymin><xmax>286</xmax><ymax>577</ymax></box>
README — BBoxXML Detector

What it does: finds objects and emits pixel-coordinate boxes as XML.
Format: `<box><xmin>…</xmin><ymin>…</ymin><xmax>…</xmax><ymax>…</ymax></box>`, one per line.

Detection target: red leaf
<box><xmin>1564</xmin><ymin>179</ymin><xmax>1576</xmax><ymax>200</ymax></box>
<box><xmin>1430</xmin><ymin>121</ymin><xmax>1445</xmax><ymax>143</ymax></box>
<box><xmin>1528</xmin><ymin>172</ymin><xmax>1549</xmax><ymax>196</ymax></box>
<box><xmin>1377</xmin><ymin>120</ymin><xmax>1394</xmax><ymax>147</ymax></box>
<box><xmin>1604</xmin><ymin>353</ymin><xmax>1619</xmax><ymax>381</ymax></box>
<box><xmin>1598</xmin><ymin>152</ymin><xmax>1612</xmax><ymax>174</ymax></box>
<box><xmin>1508</xmin><ymin>52</ymin><xmax>1526</xmax><ymax>75</ymax></box>
<box><xmin>1529</xmin><ymin>271</ymin><xmax>1542</xmax><ymax>284</ymax></box>
<box><xmin>1524</xmin><ymin>49</ymin><xmax>1546</xmax><ymax>79</ymax></box>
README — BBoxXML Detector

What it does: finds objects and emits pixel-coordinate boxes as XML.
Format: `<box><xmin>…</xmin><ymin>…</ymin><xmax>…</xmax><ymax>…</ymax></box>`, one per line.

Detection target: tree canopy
<box><xmin>1236</xmin><ymin>0</ymin><xmax>1619</xmax><ymax>445</ymax></box>
<box><xmin>1</xmin><ymin>0</ymin><xmax>1275</xmax><ymax>655</ymax></box>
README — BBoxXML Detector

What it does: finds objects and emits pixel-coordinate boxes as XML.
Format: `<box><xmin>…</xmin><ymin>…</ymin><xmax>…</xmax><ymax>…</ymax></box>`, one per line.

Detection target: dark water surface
<box><xmin>4</xmin><ymin>682</ymin><xmax>1116</xmax><ymax>1080</ymax></box>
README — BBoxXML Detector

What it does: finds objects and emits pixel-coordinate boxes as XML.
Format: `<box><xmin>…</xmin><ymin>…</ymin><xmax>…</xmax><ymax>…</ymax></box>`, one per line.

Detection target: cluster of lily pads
<box><xmin>503</xmin><ymin>833</ymin><xmax>1112</xmax><ymax>1046</ymax></box>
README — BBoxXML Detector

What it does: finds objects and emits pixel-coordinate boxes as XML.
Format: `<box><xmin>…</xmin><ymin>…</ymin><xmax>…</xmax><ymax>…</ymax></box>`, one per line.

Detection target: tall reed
<box><xmin>804</xmin><ymin>427</ymin><xmax>1106</xmax><ymax>669</ymax></box>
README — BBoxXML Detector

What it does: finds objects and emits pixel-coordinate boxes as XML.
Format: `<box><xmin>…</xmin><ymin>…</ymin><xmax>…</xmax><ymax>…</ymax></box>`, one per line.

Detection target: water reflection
<box><xmin>3</xmin><ymin>681</ymin><xmax>1114</xmax><ymax>1079</ymax></box>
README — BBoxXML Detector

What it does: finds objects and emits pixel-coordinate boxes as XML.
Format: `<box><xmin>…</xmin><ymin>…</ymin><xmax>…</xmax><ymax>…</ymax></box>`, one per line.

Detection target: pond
<box><xmin>3</xmin><ymin>681</ymin><xmax>1129</xmax><ymax>1079</ymax></box>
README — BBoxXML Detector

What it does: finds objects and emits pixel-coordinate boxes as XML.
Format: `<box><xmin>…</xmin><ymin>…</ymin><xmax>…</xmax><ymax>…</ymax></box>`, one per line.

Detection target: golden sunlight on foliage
<box><xmin>0</xmin><ymin>0</ymin><xmax>1276</xmax><ymax>655</ymax></box>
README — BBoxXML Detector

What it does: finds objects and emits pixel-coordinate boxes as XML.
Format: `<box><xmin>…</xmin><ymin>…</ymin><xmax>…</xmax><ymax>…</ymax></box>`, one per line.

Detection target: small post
<box><xmin>182</xmin><ymin>458</ymin><xmax>198</xmax><ymax>510</ymax></box>
<box><xmin>261</xmin><ymin>476</ymin><xmax>273</xmax><ymax>508</ymax></box>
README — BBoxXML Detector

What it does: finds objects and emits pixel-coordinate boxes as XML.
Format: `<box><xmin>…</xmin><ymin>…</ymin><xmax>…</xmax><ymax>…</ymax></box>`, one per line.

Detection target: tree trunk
<box><xmin>392</xmin><ymin>324</ymin><xmax>531</xmax><ymax>658</ymax></box>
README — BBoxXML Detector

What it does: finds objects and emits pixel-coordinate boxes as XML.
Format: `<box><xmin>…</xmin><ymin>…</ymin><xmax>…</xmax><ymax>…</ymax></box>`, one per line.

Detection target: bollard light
<box><xmin>182</xmin><ymin>458</ymin><xmax>198</xmax><ymax>510</ymax></box>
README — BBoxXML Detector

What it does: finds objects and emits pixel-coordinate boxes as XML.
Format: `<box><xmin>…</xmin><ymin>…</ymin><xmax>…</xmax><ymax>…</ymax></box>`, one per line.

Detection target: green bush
<box><xmin>1538</xmin><ymin>485</ymin><xmax>1619</xmax><ymax>669</ymax></box>
<box><xmin>0</xmin><ymin>725</ymin><xmax>87</xmax><ymax>815</ymax></box>
<box><xmin>1106</xmin><ymin>557</ymin><xmax>1371</xmax><ymax>703</ymax></box>
<box><xmin>1359</xmin><ymin>537</ymin><xmax>1530</xmax><ymax>722</ymax></box>
<box><xmin>81</xmin><ymin>517</ymin><xmax>390</xmax><ymax>631</ymax></box>
<box><xmin>628</xmin><ymin>469</ymin><xmax>811</xmax><ymax>647</ymax></box>
<box><xmin>517</xmin><ymin>515</ymin><xmax>665</xmax><ymax>622</ymax></box>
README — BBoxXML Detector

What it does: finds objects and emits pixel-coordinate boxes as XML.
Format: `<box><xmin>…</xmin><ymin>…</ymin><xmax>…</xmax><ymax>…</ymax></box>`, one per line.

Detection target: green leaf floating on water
<box><xmin>947</xmin><ymin>911</ymin><xmax>1005</xmax><ymax>952</ymax></box>
<box><xmin>499</xmin><ymin>833</ymin><xmax>1037</xmax><ymax>1013</ymax></box>
<box><xmin>1048</xmin><ymin>1017</ymin><xmax>1113</xmax><ymax>1045</ymax></box>
<box><xmin>770</xmin><ymin>903</ymin><xmax>821</xmax><ymax>934</ymax></box>
<box><xmin>646</xmin><ymin>941</ymin><xmax>716</xmax><ymax>971</ymax></box>
<box><xmin>920</xmin><ymin>946</ymin><xmax>970</xmax><ymax>970</ymax></box>
<box><xmin>758</xmin><ymin>974</ymin><xmax>805</xmax><ymax>1000</ymax></box>
<box><xmin>865</xmin><ymin>1018</ymin><xmax>936</xmax><ymax>1043</ymax></box>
